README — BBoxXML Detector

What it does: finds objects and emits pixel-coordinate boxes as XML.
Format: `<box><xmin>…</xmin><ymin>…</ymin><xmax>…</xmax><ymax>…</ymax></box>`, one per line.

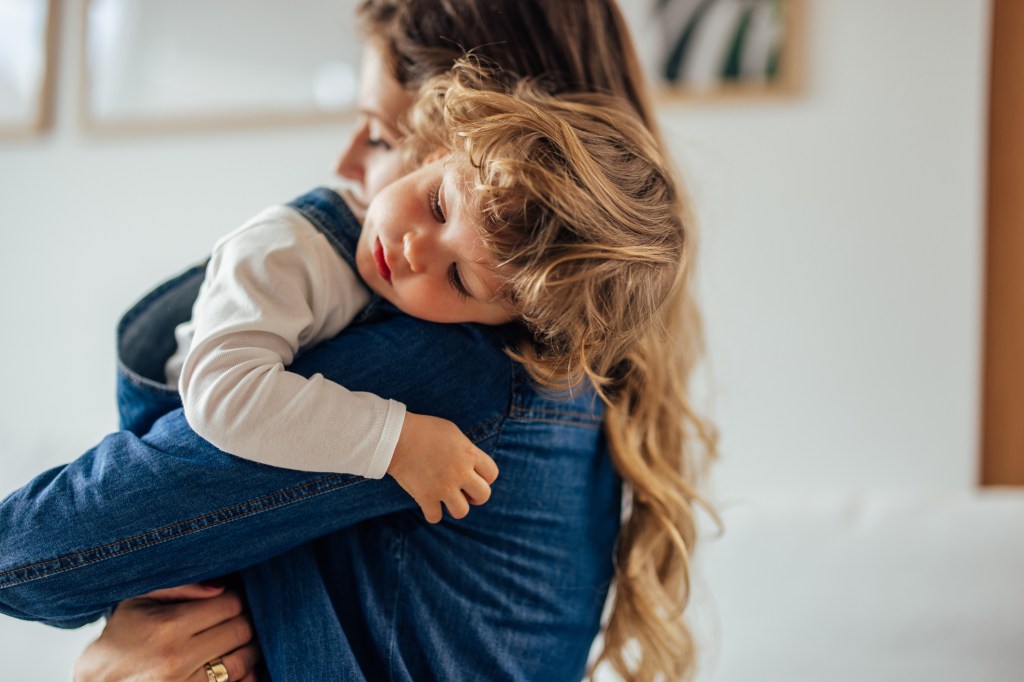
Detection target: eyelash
<box><xmin>366</xmin><ymin>138</ymin><xmax>391</xmax><ymax>150</ymax></box>
<box><xmin>428</xmin><ymin>185</ymin><xmax>446</xmax><ymax>223</ymax></box>
<box><xmin>447</xmin><ymin>263</ymin><xmax>470</xmax><ymax>300</ymax></box>
<box><xmin>429</xmin><ymin>184</ymin><xmax>466</xmax><ymax>299</ymax></box>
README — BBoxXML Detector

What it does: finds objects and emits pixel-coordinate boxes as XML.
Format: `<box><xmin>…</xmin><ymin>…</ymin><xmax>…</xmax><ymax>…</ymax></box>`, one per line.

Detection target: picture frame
<box><xmin>0</xmin><ymin>0</ymin><xmax>58</xmax><ymax>138</ymax></box>
<box><xmin>79</xmin><ymin>0</ymin><xmax>364</xmax><ymax>134</ymax></box>
<box><xmin>623</xmin><ymin>0</ymin><xmax>804</xmax><ymax>103</ymax></box>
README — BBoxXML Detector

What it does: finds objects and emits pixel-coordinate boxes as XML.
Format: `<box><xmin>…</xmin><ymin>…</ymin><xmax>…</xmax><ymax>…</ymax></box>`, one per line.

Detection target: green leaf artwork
<box><xmin>654</xmin><ymin>0</ymin><xmax>788</xmax><ymax>89</ymax></box>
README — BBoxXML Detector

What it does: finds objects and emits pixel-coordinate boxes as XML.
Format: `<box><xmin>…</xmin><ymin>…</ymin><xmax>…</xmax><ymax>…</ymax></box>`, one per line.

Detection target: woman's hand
<box><xmin>73</xmin><ymin>582</ymin><xmax>261</xmax><ymax>682</ymax></box>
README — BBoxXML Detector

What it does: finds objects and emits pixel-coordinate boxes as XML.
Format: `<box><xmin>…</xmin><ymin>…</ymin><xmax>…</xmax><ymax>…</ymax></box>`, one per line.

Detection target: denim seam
<box><xmin>508</xmin><ymin>406</ymin><xmax>602</xmax><ymax>426</ymax></box>
<box><xmin>507</xmin><ymin>416</ymin><xmax>602</xmax><ymax>429</ymax></box>
<box><xmin>386</xmin><ymin>530</ymin><xmax>407</xmax><ymax>682</ymax></box>
<box><xmin>488</xmin><ymin>362</ymin><xmax>517</xmax><ymax>454</ymax></box>
<box><xmin>287</xmin><ymin>190</ymin><xmax>359</xmax><ymax>268</ymax></box>
<box><xmin>508</xmin><ymin>365</ymin><xmax>601</xmax><ymax>424</ymax></box>
<box><xmin>0</xmin><ymin>474</ymin><xmax>364</xmax><ymax>589</ymax></box>
<box><xmin>465</xmin><ymin>415</ymin><xmax>502</xmax><ymax>444</ymax></box>
<box><xmin>289</xmin><ymin>190</ymin><xmax>385</xmax><ymax>325</ymax></box>
<box><xmin>509</xmin><ymin>405</ymin><xmax>600</xmax><ymax>419</ymax></box>
<box><xmin>116</xmin><ymin>358</ymin><xmax>180</xmax><ymax>393</ymax></box>
<box><xmin>300</xmin><ymin>207</ymin><xmax>355</xmax><ymax>265</ymax></box>
<box><xmin>116</xmin><ymin>261</ymin><xmax>206</xmax><ymax>391</ymax></box>
<box><xmin>509</xmin><ymin>409</ymin><xmax>601</xmax><ymax>423</ymax></box>
<box><xmin>353</xmin><ymin>295</ymin><xmax>382</xmax><ymax>324</ymax></box>
<box><xmin>116</xmin><ymin>261</ymin><xmax>207</xmax><ymax>335</ymax></box>
<box><xmin>459</xmin><ymin>353</ymin><xmax>513</xmax><ymax>445</ymax></box>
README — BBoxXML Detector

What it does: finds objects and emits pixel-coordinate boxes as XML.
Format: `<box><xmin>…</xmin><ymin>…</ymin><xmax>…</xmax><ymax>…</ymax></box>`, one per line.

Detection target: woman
<box><xmin>1</xmin><ymin>2</ymin><xmax>715</xmax><ymax>680</ymax></box>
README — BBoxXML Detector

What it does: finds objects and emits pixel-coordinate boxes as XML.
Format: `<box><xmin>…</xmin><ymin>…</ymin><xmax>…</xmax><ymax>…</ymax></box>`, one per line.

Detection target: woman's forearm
<box><xmin>1</xmin><ymin>290</ymin><xmax>510</xmax><ymax>628</ymax></box>
<box><xmin>0</xmin><ymin>408</ymin><xmax>412</xmax><ymax>627</ymax></box>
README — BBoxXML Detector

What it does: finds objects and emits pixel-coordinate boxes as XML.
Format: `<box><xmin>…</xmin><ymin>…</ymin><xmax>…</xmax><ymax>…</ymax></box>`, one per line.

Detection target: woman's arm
<box><xmin>0</xmin><ymin>413</ymin><xmax>411</xmax><ymax>627</ymax></box>
<box><xmin>0</xmin><ymin>313</ymin><xmax>510</xmax><ymax>628</ymax></box>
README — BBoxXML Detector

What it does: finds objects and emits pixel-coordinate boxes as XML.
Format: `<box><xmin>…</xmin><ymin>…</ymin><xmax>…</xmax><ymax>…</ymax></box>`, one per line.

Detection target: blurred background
<box><xmin>1</xmin><ymin>0</ymin><xmax>1021</xmax><ymax>679</ymax></box>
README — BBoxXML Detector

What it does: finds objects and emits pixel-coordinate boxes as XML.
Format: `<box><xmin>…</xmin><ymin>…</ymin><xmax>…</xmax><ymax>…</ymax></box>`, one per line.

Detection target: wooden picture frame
<box><xmin>79</xmin><ymin>0</ymin><xmax>363</xmax><ymax>135</ymax></box>
<box><xmin>623</xmin><ymin>0</ymin><xmax>804</xmax><ymax>104</ymax></box>
<box><xmin>0</xmin><ymin>0</ymin><xmax>58</xmax><ymax>138</ymax></box>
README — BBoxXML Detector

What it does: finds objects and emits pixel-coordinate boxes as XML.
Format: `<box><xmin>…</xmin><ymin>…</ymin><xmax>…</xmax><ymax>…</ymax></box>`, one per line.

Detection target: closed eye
<box><xmin>428</xmin><ymin>185</ymin><xmax>446</xmax><ymax>223</ymax></box>
<box><xmin>447</xmin><ymin>263</ymin><xmax>470</xmax><ymax>299</ymax></box>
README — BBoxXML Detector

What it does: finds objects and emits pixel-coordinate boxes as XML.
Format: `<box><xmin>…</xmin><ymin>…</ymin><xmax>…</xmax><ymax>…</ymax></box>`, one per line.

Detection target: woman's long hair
<box><xmin>406</xmin><ymin>62</ymin><xmax>718</xmax><ymax>682</ymax></box>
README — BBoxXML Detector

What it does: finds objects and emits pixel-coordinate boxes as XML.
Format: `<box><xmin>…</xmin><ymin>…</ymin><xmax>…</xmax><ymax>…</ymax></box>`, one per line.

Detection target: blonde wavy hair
<box><xmin>403</xmin><ymin>61</ymin><xmax>718</xmax><ymax>682</ymax></box>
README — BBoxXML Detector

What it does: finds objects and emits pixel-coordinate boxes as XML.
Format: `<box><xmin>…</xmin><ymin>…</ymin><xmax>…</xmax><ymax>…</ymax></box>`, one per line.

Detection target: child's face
<box><xmin>355</xmin><ymin>155</ymin><xmax>513</xmax><ymax>326</ymax></box>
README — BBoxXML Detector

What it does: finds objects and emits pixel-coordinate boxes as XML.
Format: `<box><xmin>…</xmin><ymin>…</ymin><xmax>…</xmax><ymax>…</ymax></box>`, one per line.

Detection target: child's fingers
<box><xmin>474</xmin><ymin>450</ymin><xmax>499</xmax><ymax>484</ymax></box>
<box><xmin>444</xmin><ymin>494</ymin><xmax>470</xmax><ymax>520</ymax></box>
<box><xmin>421</xmin><ymin>501</ymin><xmax>443</xmax><ymax>524</ymax></box>
<box><xmin>462</xmin><ymin>474</ymin><xmax>492</xmax><ymax>506</ymax></box>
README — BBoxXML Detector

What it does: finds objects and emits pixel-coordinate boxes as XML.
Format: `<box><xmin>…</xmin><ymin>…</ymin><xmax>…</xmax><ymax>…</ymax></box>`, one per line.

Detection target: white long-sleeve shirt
<box><xmin>164</xmin><ymin>203</ymin><xmax>405</xmax><ymax>478</ymax></box>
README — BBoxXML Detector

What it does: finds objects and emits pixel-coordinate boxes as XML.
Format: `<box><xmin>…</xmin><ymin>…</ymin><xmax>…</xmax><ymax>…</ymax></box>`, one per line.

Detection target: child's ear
<box><xmin>423</xmin><ymin>148</ymin><xmax>447</xmax><ymax>165</ymax></box>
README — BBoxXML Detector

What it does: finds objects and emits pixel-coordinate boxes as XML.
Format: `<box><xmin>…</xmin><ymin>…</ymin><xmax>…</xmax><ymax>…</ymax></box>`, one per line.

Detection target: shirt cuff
<box><xmin>364</xmin><ymin>399</ymin><xmax>406</xmax><ymax>479</ymax></box>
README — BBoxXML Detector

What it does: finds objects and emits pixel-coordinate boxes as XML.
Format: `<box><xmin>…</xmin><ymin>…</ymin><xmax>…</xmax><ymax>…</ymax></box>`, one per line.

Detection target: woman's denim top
<box><xmin>0</xmin><ymin>188</ymin><xmax>621</xmax><ymax>681</ymax></box>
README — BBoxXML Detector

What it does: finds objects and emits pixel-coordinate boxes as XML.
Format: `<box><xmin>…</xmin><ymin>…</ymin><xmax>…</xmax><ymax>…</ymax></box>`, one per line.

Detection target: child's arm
<box><xmin>179</xmin><ymin>205</ymin><xmax>403</xmax><ymax>480</ymax></box>
<box><xmin>179</xmin><ymin>205</ymin><xmax>499</xmax><ymax>522</ymax></box>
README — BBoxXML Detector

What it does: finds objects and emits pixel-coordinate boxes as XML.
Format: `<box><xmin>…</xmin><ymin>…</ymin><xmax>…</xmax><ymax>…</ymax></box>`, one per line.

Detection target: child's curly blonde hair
<box><xmin>406</xmin><ymin>61</ymin><xmax>717</xmax><ymax>682</ymax></box>
<box><xmin>406</xmin><ymin>62</ymin><xmax>682</xmax><ymax>388</ymax></box>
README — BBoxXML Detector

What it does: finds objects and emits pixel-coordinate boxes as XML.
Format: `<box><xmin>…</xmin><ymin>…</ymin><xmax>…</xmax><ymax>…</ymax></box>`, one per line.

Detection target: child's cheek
<box><xmin>397</xmin><ymin>286</ymin><xmax>447</xmax><ymax>323</ymax></box>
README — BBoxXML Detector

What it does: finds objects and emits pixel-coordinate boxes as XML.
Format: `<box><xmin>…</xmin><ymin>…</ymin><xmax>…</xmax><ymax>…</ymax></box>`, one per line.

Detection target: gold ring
<box><xmin>205</xmin><ymin>659</ymin><xmax>230</xmax><ymax>682</ymax></box>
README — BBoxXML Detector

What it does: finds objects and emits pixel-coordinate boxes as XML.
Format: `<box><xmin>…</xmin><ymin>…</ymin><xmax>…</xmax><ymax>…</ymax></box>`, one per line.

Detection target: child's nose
<box><xmin>403</xmin><ymin>231</ymin><xmax>430</xmax><ymax>273</ymax></box>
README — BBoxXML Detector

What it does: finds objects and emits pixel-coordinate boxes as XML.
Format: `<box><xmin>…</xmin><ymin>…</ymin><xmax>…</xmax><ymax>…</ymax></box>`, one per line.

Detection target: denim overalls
<box><xmin>0</xmin><ymin>188</ymin><xmax>622</xmax><ymax>681</ymax></box>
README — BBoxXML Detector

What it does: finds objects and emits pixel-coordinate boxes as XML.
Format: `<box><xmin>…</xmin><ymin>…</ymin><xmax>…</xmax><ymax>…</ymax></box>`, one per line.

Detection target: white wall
<box><xmin>671</xmin><ymin>0</ymin><xmax>989</xmax><ymax>499</ymax></box>
<box><xmin>0</xmin><ymin>1</ymin><xmax>998</xmax><ymax>679</ymax></box>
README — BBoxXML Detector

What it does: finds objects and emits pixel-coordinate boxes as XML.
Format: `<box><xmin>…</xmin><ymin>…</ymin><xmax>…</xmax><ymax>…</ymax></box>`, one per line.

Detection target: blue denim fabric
<box><xmin>0</xmin><ymin>188</ymin><xmax>621</xmax><ymax>681</ymax></box>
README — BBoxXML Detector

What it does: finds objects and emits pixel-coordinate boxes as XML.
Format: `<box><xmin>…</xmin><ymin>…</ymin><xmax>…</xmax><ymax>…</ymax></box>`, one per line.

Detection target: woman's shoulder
<box><xmin>293</xmin><ymin>311</ymin><xmax>517</xmax><ymax>437</ymax></box>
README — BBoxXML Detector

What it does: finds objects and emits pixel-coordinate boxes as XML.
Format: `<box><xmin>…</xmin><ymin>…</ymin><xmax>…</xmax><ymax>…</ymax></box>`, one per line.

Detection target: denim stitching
<box><xmin>117</xmin><ymin>262</ymin><xmax>207</xmax><ymax>391</ymax></box>
<box><xmin>353</xmin><ymin>295</ymin><xmax>382</xmax><ymax>324</ymax></box>
<box><xmin>465</xmin><ymin>415</ymin><xmax>502</xmax><ymax>444</ymax></box>
<box><xmin>287</xmin><ymin>188</ymin><xmax>360</xmax><ymax>268</ymax></box>
<box><xmin>508</xmin><ymin>405</ymin><xmax>602</xmax><ymax>425</ymax></box>
<box><xmin>486</xmin><ymin>362</ymin><xmax>517</xmax><ymax>456</ymax></box>
<box><xmin>116</xmin><ymin>358</ymin><xmax>182</xmax><ymax>393</ymax></box>
<box><xmin>301</xmin><ymin>207</ymin><xmax>355</xmax><ymax>264</ymax></box>
<box><xmin>507</xmin><ymin>415</ymin><xmax>602</xmax><ymax>429</ymax></box>
<box><xmin>508</xmin><ymin>364</ymin><xmax>602</xmax><ymax>425</ymax></box>
<box><xmin>509</xmin><ymin>405</ymin><xmax>600</xmax><ymax>418</ymax></box>
<box><xmin>510</xmin><ymin>405</ymin><xmax>602</xmax><ymax>420</ymax></box>
<box><xmin>386</xmin><ymin>529</ymin><xmax>407</xmax><ymax>682</ymax></box>
<box><xmin>0</xmin><ymin>474</ymin><xmax>363</xmax><ymax>589</ymax></box>
<box><xmin>116</xmin><ymin>261</ymin><xmax>207</xmax><ymax>336</ymax></box>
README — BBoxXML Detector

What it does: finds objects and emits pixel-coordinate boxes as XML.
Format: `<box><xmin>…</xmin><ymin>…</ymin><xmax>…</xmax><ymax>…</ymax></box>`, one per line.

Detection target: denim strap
<box><xmin>287</xmin><ymin>187</ymin><xmax>362</xmax><ymax>272</ymax></box>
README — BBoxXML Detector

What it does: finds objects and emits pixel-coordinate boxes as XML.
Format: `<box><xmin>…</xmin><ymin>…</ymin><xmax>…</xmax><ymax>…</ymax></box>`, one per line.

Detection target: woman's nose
<box><xmin>335</xmin><ymin>136</ymin><xmax>365</xmax><ymax>185</ymax></box>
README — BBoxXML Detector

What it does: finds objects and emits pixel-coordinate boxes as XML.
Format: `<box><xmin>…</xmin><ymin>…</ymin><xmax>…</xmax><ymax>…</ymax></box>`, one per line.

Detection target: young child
<box><xmin>167</xmin><ymin>61</ymin><xmax>684</xmax><ymax>526</ymax></box>
<box><xmin>165</xmin><ymin>159</ymin><xmax>503</xmax><ymax>525</ymax></box>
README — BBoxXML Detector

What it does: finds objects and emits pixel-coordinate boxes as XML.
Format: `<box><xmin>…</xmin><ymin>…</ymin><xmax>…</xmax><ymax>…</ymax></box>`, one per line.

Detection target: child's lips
<box><xmin>374</xmin><ymin>237</ymin><xmax>392</xmax><ymax>283</ymax></box>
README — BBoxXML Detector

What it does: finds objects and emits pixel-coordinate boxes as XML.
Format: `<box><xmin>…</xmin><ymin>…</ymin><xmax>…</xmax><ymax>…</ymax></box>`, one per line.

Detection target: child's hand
<box><xmin>387</xmin><ymin>412</ymin><xmax>499</xmax><ymax>524</ymax></box>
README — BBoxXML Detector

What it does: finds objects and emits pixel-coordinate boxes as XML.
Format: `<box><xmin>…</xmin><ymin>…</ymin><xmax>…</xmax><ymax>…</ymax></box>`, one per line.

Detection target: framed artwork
<box><xmin>80</xmin><ymin>0</ymin><xmax>363</xmax><ymax>133</ymax></box>
<box><xmin>622</xmin><ymin>0</ymin><xmax>804</xmax><ymax>101</ymax></box>
<box><xmin>0</xmin><ymin>0</ymin><xmax>57</xmax><ymax>138</ymax></box>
